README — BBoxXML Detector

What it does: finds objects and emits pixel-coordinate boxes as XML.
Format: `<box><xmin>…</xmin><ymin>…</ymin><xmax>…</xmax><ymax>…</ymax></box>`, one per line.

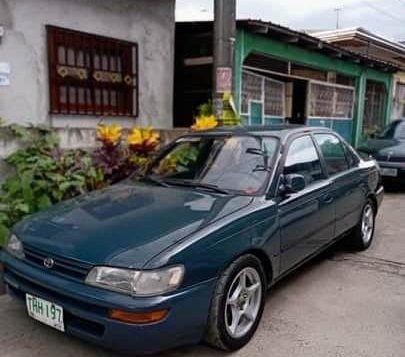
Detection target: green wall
<box><xmin>234</xmin><ymin>29</ymin><xmax>394</xmax><ymax>146</ymax></box>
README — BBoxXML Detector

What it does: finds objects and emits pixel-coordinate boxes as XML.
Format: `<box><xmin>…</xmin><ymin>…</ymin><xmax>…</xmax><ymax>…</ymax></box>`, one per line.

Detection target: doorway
<box><xmin>291</xmin><ymin>79</ymin><xmax>308</xmax><ymax>124</ymax></box>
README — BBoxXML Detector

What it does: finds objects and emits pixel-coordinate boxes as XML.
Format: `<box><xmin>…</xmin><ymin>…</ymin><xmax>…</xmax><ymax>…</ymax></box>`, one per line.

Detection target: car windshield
<box><xmin>379</xmin><ymin>121</ymin><xmax>405</xmax><ymax>139</ymax></box>
<box><xmin>141</xmin><ymin>135</ymin><xmax>279</xmax><ymax>196</ymax></box>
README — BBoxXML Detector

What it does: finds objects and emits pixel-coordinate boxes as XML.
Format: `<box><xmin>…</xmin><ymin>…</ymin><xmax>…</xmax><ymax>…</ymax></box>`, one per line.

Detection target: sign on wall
<box><xmin>216</xmin><ymin>67</ymin><xmax>232</xmax><ymax>93</ymax></box>
<box><xmin>0</xmin><ymin>62</ymin><xmax>11</xmax><ymax>86</ymax></box>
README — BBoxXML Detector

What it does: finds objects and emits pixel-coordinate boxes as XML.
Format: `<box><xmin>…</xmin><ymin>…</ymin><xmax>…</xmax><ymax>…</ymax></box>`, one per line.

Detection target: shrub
<box><xmin>93</xmin><ymin>125</ymin><xmax>160</xmax><ymax>184</ymax></box>
<box><xmin>0</xmin><ymin>125</ymin><xmax>104</xmax><ymax>247</ymax></box>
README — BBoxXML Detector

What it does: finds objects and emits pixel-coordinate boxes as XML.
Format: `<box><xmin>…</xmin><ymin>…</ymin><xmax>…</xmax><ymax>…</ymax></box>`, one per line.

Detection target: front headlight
<box><xmin>6</xmin><ymin>234</ymin><xmax>25</xmax><ymax>260</ymax></box>
<box><xmin>85</xmin><ymin>265</ymin><xmax>184</xmax><ymax>297</ymax></box>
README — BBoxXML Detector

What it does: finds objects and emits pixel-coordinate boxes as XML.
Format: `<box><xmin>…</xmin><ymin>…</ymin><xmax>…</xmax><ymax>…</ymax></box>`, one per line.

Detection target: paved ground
<box><xmin>0</xmin><ymin>192</ymin><xmax>404</xmax><ymax>357</ymax></box>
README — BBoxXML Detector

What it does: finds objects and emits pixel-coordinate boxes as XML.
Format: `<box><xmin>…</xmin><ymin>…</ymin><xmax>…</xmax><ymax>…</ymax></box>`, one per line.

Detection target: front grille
<box><xmin>5</xmin><ymin>268</ymin><xmax>106</xmax><ymax>338</ymax></box>
<box><xmin>23</xmin><ymin>245</ymin><xmax>92</xmax><ymax>280</ymax></box>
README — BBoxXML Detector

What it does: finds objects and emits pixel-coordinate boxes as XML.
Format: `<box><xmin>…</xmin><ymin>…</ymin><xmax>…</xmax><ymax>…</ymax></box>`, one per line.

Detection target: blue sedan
<box><xmin>1</xmin><ymin>126</ymin><xmax>383</xmax><ymax>354</ymax></box>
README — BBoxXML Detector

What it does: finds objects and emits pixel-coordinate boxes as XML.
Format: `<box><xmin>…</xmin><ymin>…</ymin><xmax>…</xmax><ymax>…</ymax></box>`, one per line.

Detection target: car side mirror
<box><xmin>281</xmin><ymin>174</ymin><xmax>306</xmax><ymax>194</ymax></box>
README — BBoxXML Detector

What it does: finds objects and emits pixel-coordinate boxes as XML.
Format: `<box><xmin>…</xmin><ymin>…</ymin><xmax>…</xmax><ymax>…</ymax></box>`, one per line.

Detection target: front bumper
<box><xmin>377</xmin><ymin>161</ymin><xmax>405</xmax><ymax>181</ymax></box>
<box><xmin>0</xmin><ymin>251</ymin><xmax>216</xmax><ymax>355</ymax></box>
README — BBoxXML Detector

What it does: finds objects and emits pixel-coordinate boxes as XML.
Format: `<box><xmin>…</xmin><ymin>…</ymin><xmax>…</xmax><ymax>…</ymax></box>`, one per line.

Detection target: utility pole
<box><xmin>213</xmin><ymin>0</ymin><xmax>236</xmax><ymax>119</ymax></box>
<box><xmin>334</xmin><ymin>7</ymin><xmax>342</xmax><ymax>29</ymax></box>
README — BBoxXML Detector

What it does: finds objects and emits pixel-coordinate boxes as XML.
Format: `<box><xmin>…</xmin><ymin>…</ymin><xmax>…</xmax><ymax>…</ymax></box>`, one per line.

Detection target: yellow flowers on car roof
<box><xmin>191</xmin><ymin>115</ymin><xmax>218</xmax><ymax>131</ymax></box>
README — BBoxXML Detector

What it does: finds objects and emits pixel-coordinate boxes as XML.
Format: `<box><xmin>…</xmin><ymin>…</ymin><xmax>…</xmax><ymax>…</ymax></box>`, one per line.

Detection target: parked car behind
<box><xmin>358</xmin><ymin>119</ymin><xmax>405</xmax><ymax>183</ymax></box>
<box><xmin>0</xmin><ymin>126</ymin><xmax>383</xmax><ymax>355</ymax></box>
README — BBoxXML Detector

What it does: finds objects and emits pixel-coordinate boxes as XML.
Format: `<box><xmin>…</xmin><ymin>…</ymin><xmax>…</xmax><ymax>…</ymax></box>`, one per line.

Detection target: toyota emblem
<box><xmin>43</xmin><ymin>257</ymin><xmax>55</xmax><ymax>269</ymax></box>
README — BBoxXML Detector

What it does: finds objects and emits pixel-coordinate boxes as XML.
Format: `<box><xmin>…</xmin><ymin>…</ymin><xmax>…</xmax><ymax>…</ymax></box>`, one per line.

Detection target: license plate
<box><xmin>26</xmin><ymin>294</ymin><xmax>65</xmax><ymax>332</ymax></box>
<box><xmin>380</xmin><ymin>168</ymin><xmax>398</xmax><ymax>177</ymax></box>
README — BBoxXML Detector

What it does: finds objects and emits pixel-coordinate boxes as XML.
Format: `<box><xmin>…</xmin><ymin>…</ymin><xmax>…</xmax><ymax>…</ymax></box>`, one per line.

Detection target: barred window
<box><xmin>309</xmin><ymin>82</ymin><xmax>354</xmax><ymax>119</ymax></box>
<box><xmin>241</xmin><ymin>70</ymin><xmax>285</xmax><ymax>117</ymax></box>
<box><xmin>363</xmin><ymin>81</ymin><xmax>385</xmax><ymax>131</ymax></box>
<box><xmin>47</xmin><ymin>26</ymin><xmax>138</xmax><ymax>117</ymax></box>
<box><xmin>241</xmin><ymin>71</ymin><xmax>262</xmax><ymax>114</ymax></box>
<box><xmin>264</xmin><ymin>78</ymin><xmax>285</xmax><ymax>117</ymax></box>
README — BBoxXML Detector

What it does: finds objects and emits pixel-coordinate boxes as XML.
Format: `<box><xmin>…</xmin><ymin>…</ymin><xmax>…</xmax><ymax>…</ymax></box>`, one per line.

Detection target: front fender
<box><xmin>145</xmin><ymin>200</ymin><xmax>280</xmax><ymax>288</ymax></box>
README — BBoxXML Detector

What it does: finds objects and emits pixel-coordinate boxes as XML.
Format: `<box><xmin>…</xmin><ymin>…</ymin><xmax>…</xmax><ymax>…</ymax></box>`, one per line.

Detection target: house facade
<box><xmin>174</xmin><ymin>20</ymin><xmax>397</xmax><ymax>146</ymax></box>
<box><xmin>312</xmin><ymin>27</ymin><xmax>405</xmax><ymax>124</ymax></box>
<box><xmin>0</xmin><ymin>0</ymin><xmax>176</xmax><ymax>151</ymax></box>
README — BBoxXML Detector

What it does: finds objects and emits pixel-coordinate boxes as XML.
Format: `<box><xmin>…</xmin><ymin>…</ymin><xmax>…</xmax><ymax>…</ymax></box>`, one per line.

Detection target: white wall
<box><xmin>0</xmin><ymin>0</ymin><xmax>175</xmax><ymax>130</ymax></box>
<box><xmin>393</xmin><ymin>71</ymin><xmax>405</xmax><ymax>120</ymax></box>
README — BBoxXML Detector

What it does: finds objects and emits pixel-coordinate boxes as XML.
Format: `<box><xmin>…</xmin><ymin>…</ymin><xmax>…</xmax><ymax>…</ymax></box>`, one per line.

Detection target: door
<box><xmin>278</xmin><ymin>135</ymin><xmax>335</xmax><ymax>273</ymax></box>
<box><xmin>291</xmin><ymin>79</ymin><xmax>308</xmax><ymax>124</ymax></box>
<box><xmin>250</xmin><ymin>102</ymin><xmax>263</xmax><ymax>125</ymax></box>
<box><xmin>314</xmin><ymin>133</ymin><xmax>365</xmax><ymax>237</ymax></box>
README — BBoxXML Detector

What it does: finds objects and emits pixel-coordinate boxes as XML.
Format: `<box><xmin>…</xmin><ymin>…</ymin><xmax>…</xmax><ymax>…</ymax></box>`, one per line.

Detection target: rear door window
<box><xmin>314</xmin><ymin>134</ymin><xmax>349</xmax><ymax>176</ymax></box>
<box><xmin>283</xmin><ymin>135</ymin><xmax>324</xmax><ymax>188</ymax></box>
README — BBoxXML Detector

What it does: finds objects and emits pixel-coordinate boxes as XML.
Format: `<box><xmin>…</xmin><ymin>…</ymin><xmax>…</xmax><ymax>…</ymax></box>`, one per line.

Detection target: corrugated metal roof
<box><xmin>237</xmin><ymin>19</ymin><xmax>399</xmax><ymax>72</ymax></box>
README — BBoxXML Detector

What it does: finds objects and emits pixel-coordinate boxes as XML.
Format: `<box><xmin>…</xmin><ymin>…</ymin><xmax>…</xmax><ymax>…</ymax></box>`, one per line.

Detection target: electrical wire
<box><xmin>363</xmin><ymin>1</ymin><xmax>404</xmax><ymax>23</ymax></box>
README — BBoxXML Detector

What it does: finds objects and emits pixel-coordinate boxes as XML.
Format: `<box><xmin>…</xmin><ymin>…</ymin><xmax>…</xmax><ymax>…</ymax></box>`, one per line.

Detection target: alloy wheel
<box><xmin>225</xmin><ymin>267</ymin><xmax>263</xmax><ymax>339</ymax></box>
<box><xmin>361</xmin><ymin>204</ymin><xmax>374</xmax><ymax>245</ymax></box>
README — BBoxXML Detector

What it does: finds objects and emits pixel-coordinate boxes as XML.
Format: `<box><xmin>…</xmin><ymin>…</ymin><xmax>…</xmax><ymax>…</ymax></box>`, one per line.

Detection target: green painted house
<box><xmin>174</xmin><ymin>20</ymin><xmax>398</xmax><ymax>146</ymax></box>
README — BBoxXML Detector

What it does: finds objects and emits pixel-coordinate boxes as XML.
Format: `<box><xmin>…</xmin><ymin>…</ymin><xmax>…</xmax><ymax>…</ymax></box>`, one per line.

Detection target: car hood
<box><xmin>14</xmin><ymin>182</ymin><xmax>253</xmax><ymax>268</ymax></box>
<box><xmin>359</xmin><ymin>139</ymin><xmax>405</xmax><ymax>158</ymax></box>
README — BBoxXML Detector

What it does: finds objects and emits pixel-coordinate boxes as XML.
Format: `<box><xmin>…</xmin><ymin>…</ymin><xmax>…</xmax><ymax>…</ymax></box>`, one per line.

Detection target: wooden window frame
<box><xmin>47</xmin><ymin>25</ymin><xmax>139</xmax><ymax>117</ymax></box>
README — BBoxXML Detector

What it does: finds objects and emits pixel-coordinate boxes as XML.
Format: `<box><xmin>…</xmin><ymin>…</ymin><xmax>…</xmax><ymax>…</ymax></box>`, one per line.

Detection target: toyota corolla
<box><xmin>0</xmin><ymin>126</ymin><xmax>383</xmax><ymax>354</ymax></box>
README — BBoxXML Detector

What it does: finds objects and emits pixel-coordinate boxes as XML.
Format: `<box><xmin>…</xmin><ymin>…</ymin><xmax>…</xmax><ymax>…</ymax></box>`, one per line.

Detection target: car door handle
<box><xmin>322</xmin><ymin>194</ymin><xmax>334</xmax><ymax>204</ymax></box>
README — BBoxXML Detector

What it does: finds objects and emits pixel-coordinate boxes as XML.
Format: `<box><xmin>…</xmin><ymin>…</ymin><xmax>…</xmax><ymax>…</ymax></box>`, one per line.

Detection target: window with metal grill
<box><xmin>47</xmin><ymin>26</ymin><xmax>138</xmax><ymax>117</ymax></box>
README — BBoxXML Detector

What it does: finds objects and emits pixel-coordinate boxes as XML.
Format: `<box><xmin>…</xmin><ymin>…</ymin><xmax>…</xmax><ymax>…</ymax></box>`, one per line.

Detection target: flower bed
<box><xmin>0</xmin><ymin>104</ymin><xmax>224</xmax><ymax>248</ymax></box>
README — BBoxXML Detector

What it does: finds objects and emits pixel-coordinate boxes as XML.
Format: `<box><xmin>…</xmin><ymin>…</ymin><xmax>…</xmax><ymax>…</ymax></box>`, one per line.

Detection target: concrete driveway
<box><xmin>0</xmin><ymin>193</ymin><xmax>404</xmax><ymax>357</ymax></box>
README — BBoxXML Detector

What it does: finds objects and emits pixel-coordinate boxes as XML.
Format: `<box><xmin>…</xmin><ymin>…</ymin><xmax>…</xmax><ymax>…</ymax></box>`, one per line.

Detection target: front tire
<box><xmin>204</xmin><ymin>254</ymin><xmax>266</xmax><ymax>351</ymax></box>
<box><xmin>349</xmin><ymin>200</ymin><xmax>376</xmax><ymax>251</ymax></box>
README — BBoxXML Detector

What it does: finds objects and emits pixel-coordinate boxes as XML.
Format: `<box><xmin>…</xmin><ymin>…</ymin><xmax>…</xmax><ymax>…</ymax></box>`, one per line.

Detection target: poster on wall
<box><xmin>0</xmin><ymin>63</ymin><xmax>11</xmax><ymax>86</ymax></box>
<box><xmin>216</xmin><ymin>67</ymin><xmax>232</xmax><ymax>93</ymax></box>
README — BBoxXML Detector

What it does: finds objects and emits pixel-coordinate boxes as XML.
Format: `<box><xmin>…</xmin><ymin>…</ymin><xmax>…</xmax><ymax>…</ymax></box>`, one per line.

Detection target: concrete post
<box><xmin>213</xmin><ymin>0</ymin><xmax>236</xmax><ymax>119</ymax></box>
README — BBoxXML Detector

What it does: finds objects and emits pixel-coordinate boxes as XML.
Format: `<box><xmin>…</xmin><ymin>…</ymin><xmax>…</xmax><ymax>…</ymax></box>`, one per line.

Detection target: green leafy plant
<box><xmin>197</xmin><ymin>100</ymin><xmax>214</xmax><ymax>117</ymax></box>
<box><xmin>94</xmin><ymin>124</ymin><xmax>160</xmax><ymax>184</ymax></box>
<box><xmin>0</xmin><ymin>125</ymin><xmax>104</xmax><ymax>247</ymax></box>
<box><xmin>0</xmin><ymin>123</ymin><xmax>161</xmax><ymax>248</ymax></box>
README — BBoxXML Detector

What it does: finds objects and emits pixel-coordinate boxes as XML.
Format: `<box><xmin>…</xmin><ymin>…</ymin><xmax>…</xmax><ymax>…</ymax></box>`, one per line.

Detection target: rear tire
<box><xmin>204</xmin><ymin>255</ymin><xmax>266</xmax><ymax>351</ymax></box>
<box><xmin>348</xmin><ymin>199</ymin><xmax>376</xmax><ymax>251</ymax></box>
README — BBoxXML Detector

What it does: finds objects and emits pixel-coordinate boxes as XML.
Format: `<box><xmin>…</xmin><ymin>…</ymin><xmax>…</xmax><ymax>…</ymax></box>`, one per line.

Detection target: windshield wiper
<box><xmin>163</xmin><ymin>179</ymin><xmax>231</xmax><ymax>195</ymax></box>
<box><xmin>138</xmin><ymin>175</ymin><xmax>171</xmax><ymax>187</ymax></box>
<box><xmin>253</xmin><ymin>165</ymin><xmax>272</xmax><ymax>172</ymax></box>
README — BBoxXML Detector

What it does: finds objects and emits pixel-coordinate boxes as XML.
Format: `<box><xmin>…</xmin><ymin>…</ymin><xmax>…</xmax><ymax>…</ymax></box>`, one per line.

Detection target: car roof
<box><xmin>189</xmin><ymin>125</ymin><xmax>334</xmax><ymax>141</ymax></box>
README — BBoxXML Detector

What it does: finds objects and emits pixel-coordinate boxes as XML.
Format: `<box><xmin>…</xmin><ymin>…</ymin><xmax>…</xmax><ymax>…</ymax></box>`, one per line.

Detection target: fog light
<box><xmin>109</xmin><ymin>309</ymin><xmax>168</xmax><ymax>324</ymax></box>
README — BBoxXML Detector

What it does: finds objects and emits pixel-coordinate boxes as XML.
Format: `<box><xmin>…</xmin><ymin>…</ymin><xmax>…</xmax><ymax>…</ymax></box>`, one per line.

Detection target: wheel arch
<box><xmin>366</xmin><ymin>193</ymin><xmax>378</xmax><ymax>214</ymax></box>
<box><xmin>235</xmin><ymin>248</ymin><xmax>274</xmax><ymax>286</ymax></box>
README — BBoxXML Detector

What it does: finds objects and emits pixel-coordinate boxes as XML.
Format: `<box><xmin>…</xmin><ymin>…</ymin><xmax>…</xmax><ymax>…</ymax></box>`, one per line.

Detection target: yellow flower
<box><xmin>97</xmin><ymin>124</ymin><xmax>122</xmax><ymax>146</ymax></box>
<box><xmin>128</xmin><ymin>127</ymin><xmax>160</xmax><ymax>154</ymax></box>
<box><xmin>191</xmin><ymin>115</ymin><xmax>218</xmax><ymax>131</ymax></box>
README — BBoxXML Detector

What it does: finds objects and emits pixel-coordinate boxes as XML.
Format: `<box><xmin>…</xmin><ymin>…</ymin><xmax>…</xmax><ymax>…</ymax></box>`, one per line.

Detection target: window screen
<box><xmin>309</xmin><ymin>82</ymin><xmax>354</xmax><ymax>119</ymax></box>
<box><xmin>241</xmin><ymin>70</ymin><xmax>285</xmax><ymax>117</ymax></box>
